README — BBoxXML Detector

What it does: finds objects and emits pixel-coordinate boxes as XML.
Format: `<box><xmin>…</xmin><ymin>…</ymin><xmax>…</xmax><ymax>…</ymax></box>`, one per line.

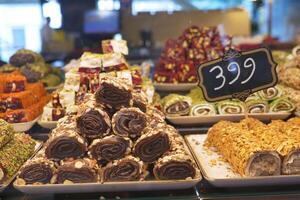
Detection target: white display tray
<box><xmin>0</xmin><ymin>141</ymin><xmax>42</xmax><ymax>192</ymax></box>
<box><xmin>167</xmin><ymin>113</ymin><xmax>291</xmax><ymax>125</ymax></box>
<box><xmin>185</xmin><ymin>134</ymin><xmax>300</xmax><ymax>187</ymax></box>
<box><xmin>14</xmin><ymin>140</ymin><xmax>201</xmax><ymax>194</ymax></box>
<box><xmin>37</xmin><ymin>120</ymin><xmax>57</xmax><ymax>129</ymax></box>
<box><xmin>14</xmin><ymin>178</ymin><xmax>200</xmax><ymax>194</ymax></box>
<box><xmin>12</xmin><ymin>116</ymin><xmax>40</xmax><ymax>132</ymax></box>
<box><xmin>154</xmin><ymin>83</ymin><xmax>197</xmax><ymax>92</ymax></box>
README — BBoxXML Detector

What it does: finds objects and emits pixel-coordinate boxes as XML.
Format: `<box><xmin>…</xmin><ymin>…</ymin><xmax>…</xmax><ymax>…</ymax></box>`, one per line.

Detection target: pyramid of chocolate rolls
<box><xmin>16</xmin><ymin>76</ymin><xmax>199</xmax><ymax>185</ymax></box>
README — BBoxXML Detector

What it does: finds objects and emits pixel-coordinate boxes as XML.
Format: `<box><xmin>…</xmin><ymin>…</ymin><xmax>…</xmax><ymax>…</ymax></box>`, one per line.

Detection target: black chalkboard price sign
<box><xmin>197</xmin><ymin>48</ymin><xmax>278</xmax><ymax>102</ymax></box>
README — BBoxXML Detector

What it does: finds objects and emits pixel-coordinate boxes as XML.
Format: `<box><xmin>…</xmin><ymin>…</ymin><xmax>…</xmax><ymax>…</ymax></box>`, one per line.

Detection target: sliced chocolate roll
<box><xmin>76</xmin><ymin>107</ymin><xmax>111</xmax><ymax>141</ymax></box>
<box><xmin>56</xmin><ymin>158</ymin><xmax>98</xmax><ymax>184</ymax></box>
<box><xmin>101</xmin><ymin>156</ymin><xmax>147</xmax><ymax>182</ymax></box>
<box><xmin>132</xmin><ymin>91</ymin><xmax>148</xmax><ymax>113</ymax></box>
<box><xmin>134</xmin><ymin>127</ymin><xmax>170</xmax><ymax>163</ymax></box>
<box><xmin>153</xmin><ymin>151</ymin><xmax>199</xmax><ymax>180</ymax></box>
<box><xmin>17</xmin><ymin>157</ymin><xmax>56</xmax><ymax>184</ymax></box>
<box><xmin>112</xmin><ymin>108</ymin><xmax>147</xmax><ymax>139</ymax></box>
<box><xmin>45</xmin><ymin>130</ymin><xmax>87</xmax><ymax>161</ymax></box>
<box><xmin>95</xmin><ymin>76</ymin><xmax>133</xmax><ymax>109</ymax></box>
<box><xmin>146</xmin><ymin>106</ymin><xmax>165</xmax><ymax>128</ymax></box>
<box><xmin>88</xmin><ymin>135</ymin><xmax>132</xmax><ymax>162</ymax></box>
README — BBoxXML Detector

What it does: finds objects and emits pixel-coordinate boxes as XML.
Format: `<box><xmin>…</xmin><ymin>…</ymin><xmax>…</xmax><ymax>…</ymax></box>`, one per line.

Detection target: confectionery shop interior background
<box><xmin>1</xmin><ymin>0</ymin><xmax>300</xmax><ymax>200</ymax></box>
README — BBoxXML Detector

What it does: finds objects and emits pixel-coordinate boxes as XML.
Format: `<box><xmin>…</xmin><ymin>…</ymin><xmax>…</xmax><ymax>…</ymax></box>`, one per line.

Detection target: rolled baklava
<box><xmin>217</xmin><ymin>100</ymin><xmax>245</xmax><ymax>115</ymax></box>
<box><xmin>101</xmin><ymin>155</ymin><xmax>147</xmax><ymax>182</ymax></box>
<box><xmin>55</xmin><ymin>158</ymin><xmax>99</xmax><ymax>184</ymax></box>
<box><xmin>95</xmin><ymin>76</ymin><xmax>133</xmax><ymax>109</ymax></box>
<box><xmin>162</xmin><ymin>94</ymin><xmax>192</xmax><ymax>117</ymax></box>
<box><xmin>189</xmin><ymin>101</ymin><xmax>216</xmax><ymax>116</ymax></box>
<box><xmin>17</xmin><ymin>157</ymin><xmax>56</xmax><ymax>185</ymax></box>
<box><xmin>134</xmin><ymin>126</ymin><xmax>170</xmax><ymax>163</ymax></box>
<box><xmin>246</xmin><ymin>99</ymin><xmax>269</xmax><ymax>113</ymax></box>
<box><xmin>205</xmin><ymin>120</ymin><xmax>281</xmax><ymax>176</ymax></box>
<box><xmin>76</xmin><ymin>107</ymin><xmax>111</xmax><ymax>141</ymax></box>
<box><xmin>258</xmin><ymin>86</ymin><xmax>283</xmax><ymax>101</ymax></box>
<box><xmin>45</xmin><ymin>130</ymin><xmax>87</xmax><ymax>161</ymax></box>
<box><xmin>112</xmin><ymin>107</ymin><xmax>147</xmax><ymax>140</ymax></box>
<box><xmin>153</xmin><ymin>151</ymin><xmax>198</xmax><ymax>180</ymax></box>
<box><xmin>88</xmin><ymin>135</ymin><xmax>132</xmax><ymax>162</ymax></box>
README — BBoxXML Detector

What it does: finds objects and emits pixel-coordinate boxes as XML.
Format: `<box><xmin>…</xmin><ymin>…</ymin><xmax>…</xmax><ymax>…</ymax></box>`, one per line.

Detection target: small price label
<box><xmin>197</xmin><ymin>48</ymin><xmax>278</xmax><ymax>102</ymax></box>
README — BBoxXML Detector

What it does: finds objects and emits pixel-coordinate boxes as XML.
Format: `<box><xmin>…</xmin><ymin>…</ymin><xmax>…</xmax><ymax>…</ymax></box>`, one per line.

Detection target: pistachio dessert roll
<box><xmin>246</xmin><ymin>99</ymin><xmax>269</xmax><ymax>113</ymax></box>
<box><xmin>0</xmin><ymin>119</ymin><xmax>14</xmax><ymax>149</ymax></box>
<box><xmin>76</xmin><ymin>107</ymin><xmax>111</xmax><ymax>141</ymax></box>
<box><xmin>205</xmin><ymin>121</ymin><xmax>281</xmax><ymax>176</ymax></box>
<box><xmin>269</xmin><ymin>98</ymin><xmax>295</xmax><ymax>113</ymax></box>
<box><xmin>88</xmin><ymin>135</ymin><xmax>132</xmax><ymax>162</ymax></box>
<box><xmin>258</xmin><ymin>86</ymin><xmax>283</xmax><ymax>101</ymax></box>
<box><xmin>0</xmin><ymin>133</ymin><xmax>36</xmax><ymax>183</ymax></box>
<box><xmin>45</xmin><ymin>130</ymin><xmax>87</xmax><ymax>161</ymax></box>
<box><xmin>112</xmin><ymin>107</ymin><xmax>147</xmax><ymax>140</ymax></box>
<box><xmin>153</xmin><ymin>151</ymin><xmax>199</xmax><ymax>180</ymax></box>
<box><xmin>55</xmin><ymin>158</ymin><xmax>99</xmax><ymax>184</ymax></box>
<box><xmin>189</xmin><ymin>101</ymin><xmax>216</xmax><ymax>116</ymax></box>
<box><xmin>17</xmin><ymin>157</ymin><xmax>56</xmax><ymax>185</ymax></box>
<box><xmin>95</xmin><ymin>76</ymin><xmax>133</xmax><ymax>109</ymax></box>
<box><xmin>217</xmin><ymin>100</ymin><xmax>245</xmax><ymax>115</ymax></box>
<box><xmin>101</xmin><ymin>155</ymin><xmax>147</xmax><ymax>182</ymax></box>
<box><xmin>162</xmin><ymin>94</ymin><xmax>192</xmax><ymax>117</ymax></box>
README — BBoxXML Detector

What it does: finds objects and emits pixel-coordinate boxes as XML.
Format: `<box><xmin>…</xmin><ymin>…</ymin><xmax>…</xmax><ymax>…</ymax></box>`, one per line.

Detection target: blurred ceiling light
<box><xmin>42</xmin><ymin>0</ymin><xmax>62</xmax><ymax>29</ymax></box>
<box><xmin>98</xmin><ymin>0</ymin><xmax>120</xmax><ymax>11</ymax></box>
<box><xmin>132</xmin><ymin>0</ymin><xmax>181</xmax><ymax>15</ymax></box>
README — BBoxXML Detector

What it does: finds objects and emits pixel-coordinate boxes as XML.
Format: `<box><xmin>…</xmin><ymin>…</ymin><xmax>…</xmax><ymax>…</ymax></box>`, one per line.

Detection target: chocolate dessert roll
<box><xmin>88</xmin><ymin>135</ymin><xmax>132</xmax><ymax>162</ymax></box>
<box><xmin>153</xmin><ymin>151</ymin><xmax>199</xmax><ymax>180</ymax></box>
<box><xmin>112</xmin><ymin>108</ymin><xmax>147</xmax><ymax>139</ymax></box>
<box><xmin>146</xmin><ymin>106</ymin><xmax>165</xmax><ymax>127</ymax></box>
<box><xmin>134</xmin><ymin>127</ymin><xmax>170</xmax><ymax>163</ymax></box>
<box><xmin>17</xmin><ymin>157</ymin><xmax>56</xmax><ymax>184</ymax></box>
<box><xmin>45</xmin><ymin>130</ymin><xmax>87</xmax><ymax>161</ymax></box>
<box><xmin>56</xmin><ymin>158</ymin><xmax>98</xmax><ymax>184</ymax></box>
<box><xmin>132</xmin><ymin>91</ymin><xmax>148</xmax><ymax>112</ymax></box>
<box><xmin>76</xmin><ymin>107</ymin><xmax>111</xmax><ymax>141</ymax></box>
<box><xmin>95</xmin><ymin>76</ymin><xmax>132</xmax><ymax>109</ymax></box>
<box><xmin>101</xmin><ymin>155</ymin><xmax>147</xmax><ymax>182</ymax></box>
